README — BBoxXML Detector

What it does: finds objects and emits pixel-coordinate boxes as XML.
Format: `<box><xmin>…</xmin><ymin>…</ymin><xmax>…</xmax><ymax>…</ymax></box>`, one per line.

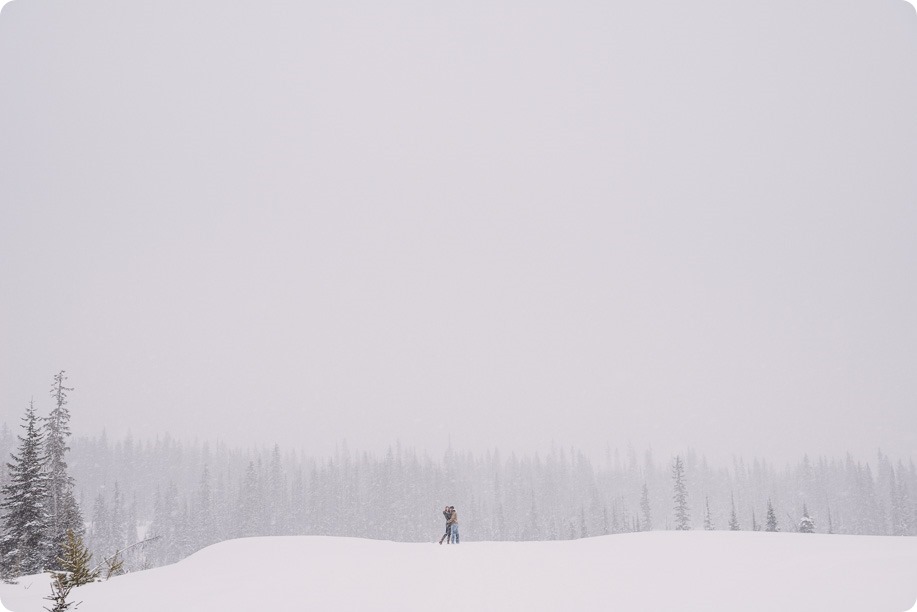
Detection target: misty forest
<box><xmin>1</xmin><ymin>372</ymin><xmax>914</xmax><ymax>581</ymax></box>
<box><xmin>3</xmin><ymin>0</ymin><xmax>917</xmax><ymax>607</ymax></box>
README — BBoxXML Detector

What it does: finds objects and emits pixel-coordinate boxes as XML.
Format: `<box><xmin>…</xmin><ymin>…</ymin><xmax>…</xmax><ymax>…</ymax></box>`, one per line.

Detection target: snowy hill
<box><xmin>2</xmin><ymin>533</ymin><xmax>917</xmax><ymax>611</ymax></box>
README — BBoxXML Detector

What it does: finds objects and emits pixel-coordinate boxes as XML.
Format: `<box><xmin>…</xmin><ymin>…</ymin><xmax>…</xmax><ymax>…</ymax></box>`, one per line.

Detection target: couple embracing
<box><xmin>439</xmin><ymin>505</ymin><xmax>459</xmax><ymax>544</ymax></box>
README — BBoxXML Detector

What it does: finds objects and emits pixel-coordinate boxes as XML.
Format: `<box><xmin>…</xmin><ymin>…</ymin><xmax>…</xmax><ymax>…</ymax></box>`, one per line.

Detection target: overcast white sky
<box><xmin>2</xmin><ymin>0</ymin><xmax>916</xmax><ymax>465</ymax></box>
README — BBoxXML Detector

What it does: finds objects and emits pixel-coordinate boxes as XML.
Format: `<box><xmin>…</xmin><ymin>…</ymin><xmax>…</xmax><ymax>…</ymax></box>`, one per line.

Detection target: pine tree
<box><xmin>44</xmin><ymin>571</ymin><xmax>76</xmax><ymax>612</ymax></box>
<box><xmin>268</xmin><ymin>445</ymin><xmax>287</xmax><ymax>536</ymax></box>
<box><xmin>161</xmin><ymin>482</ymin><xmax>182</xmax><ymax>563</ymax></box>
<box><xmin>88</xmin><ymin>491</ymin><xmax>113</xmax><ymax>563</ymax></box>
<box><xmin>45</xmin><ymin>372</ymin><xmax>83</xmax><ymax>567</ymax></box>
<box><xmin>238</xmin><ymin>461</ymin><xmax>259</xmax><ymax>538</ymax></box>
<box><xmin>704</xmin><ymin>496</ymin><xmax>714</xmax><ymax>530</ymax></box>
<box><xmin>55</xmin><ymin>529</ymin><xmax>98</xmax><ymax>587</ymax></box>
<box><xmin>728</xmin><ymin>494</ymin><xmax>740</xmax><ymax>531</ymax></box>
<box><xmin>799</xmin><ymin>503</ymin><xmax>815</xmax><ymax>533</ymax></box>
<box><xmin>124</xmin><ymin>493</ymin><xmax>138</xmax><ymax>562</ymax></box>
<box><xmin>109</xmin><ymin>483</ymin><xmax>126</xmax><ymax>554</ymax></box>
<box><xmin>765</xmin><ymin>499</ymin><xmax>779</xmax><ymax>532</ymax></box>
<box><xmin>1</xmin><ymin>400</ymin><xmax>52</xmax><ymax>576</ymax></box>
<box><xmin>640</xmin><ymin>483</ymin><xmax>652</xmax><ymax>531</ymax></box>
<box><xmin>895</xmin><ymin>470</ymin><xmax>911</xmax><ymax>536</ymax></box>
<box><xmin>672</xmin><ymin>456</ymin><xmax>690</xmax><ymax>530</ymax></box>
<box><xmin>194</xmin><ymin>465</ymin><xmax>214</xmax><ymax>548</ymax></box>
<box><xmin>889</xmin><ymin>467</ymin><xmax>902</xmax><ymax>536</ymax></box>
<box><xmin>145</xmin><ymin>487</ymin><xmax>165</xmax><ymax>566</ymax></box>
<box><xmin>102</xmin><ymin>550</ymin><xmax>124</xmax><ymax>580</ymax></box>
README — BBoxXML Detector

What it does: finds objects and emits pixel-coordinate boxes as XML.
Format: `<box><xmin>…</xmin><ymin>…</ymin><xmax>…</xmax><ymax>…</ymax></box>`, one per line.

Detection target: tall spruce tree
<box><xmin>238</xmin><ymin>461</ymin><xmax>260</xmax><ymax>538</ymax></box>
<box><xmin>267</xmin><ymin>446</ymin><xmax>286</xmax><ymax>536</ymax></box>
<box><xmin>672</xmin><ymin>456</ymin><xmax>690</xmax><ymax>530</ymax></box>
<box><xmin>1</xmin><ymin>400</ymin><xmax>52</xmax><ymax>576</ymax></box>
<box><xmin>728</xmin><ymin>494</ymin><xmax>740</xmax><ymax>531</ymax></box>
<box><xmin>89</xmin><ymin>492</ymin><xmax>112</xmax><ymax>562</ymax></box>
<box><xmin>45</xmin><ymin>371</ymin><xmax>83</xmax><ymax>566</ymax></box>
<box><xmin>109</xmin><ymin>482</ymin><xmax>126</xmax><ymax>554</ymax></box>
<box><xmin>194</xmin><ymin>466</ymin><xmax>215</xmax><ymax>549</ymax></box>
<box><xmin>765</xmin><ymin>499</ymin><xmax>779</xmax><ymax>532</ymax></box>
<box><xmin>895</xmin><ymin>472</ymin><xmax>911</xmax><ymax>536</ymax></box>
<box><xmin>640</xmin><ymin>483</ymin><xmax>652</xmax><ymax>531</ymax></box>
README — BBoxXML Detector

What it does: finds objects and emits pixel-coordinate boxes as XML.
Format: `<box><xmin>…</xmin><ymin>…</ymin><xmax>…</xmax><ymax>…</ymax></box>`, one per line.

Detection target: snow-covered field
<box><xmin>2</xmin><ymin>532</ymin><xmax>916</xmax><ymax>611</ymax></box>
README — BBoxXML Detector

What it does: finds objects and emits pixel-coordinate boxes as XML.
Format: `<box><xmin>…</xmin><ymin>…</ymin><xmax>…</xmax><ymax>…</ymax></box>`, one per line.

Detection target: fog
<box><xmin>1</xmin><ymin>0</ymin><xmax>916</xmax><ymax>465</ymax></box>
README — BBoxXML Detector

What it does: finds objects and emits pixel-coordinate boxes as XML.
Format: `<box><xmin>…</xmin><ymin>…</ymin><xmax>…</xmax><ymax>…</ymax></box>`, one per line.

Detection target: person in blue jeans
<box><xmin>448</xmin><ymin>506</ymin><xmax>459</xmax><ymax>544</ymax></box>
<box><xmin>439</xmin><ymin>506</ymin><xmax>453</xmax><ymax>544</ymax></box>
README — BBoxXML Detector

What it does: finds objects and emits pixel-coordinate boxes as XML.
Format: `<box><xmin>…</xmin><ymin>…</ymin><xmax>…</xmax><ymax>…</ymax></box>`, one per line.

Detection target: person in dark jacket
<box><xmin>447</xmin><ymin>506</ymin><xmax>459</xmax><ymax>543</ymax></box>
<box><xmin>439</xmin><ymin>505</ymin><xmax>452</xmax><ymax>544</ymax></box>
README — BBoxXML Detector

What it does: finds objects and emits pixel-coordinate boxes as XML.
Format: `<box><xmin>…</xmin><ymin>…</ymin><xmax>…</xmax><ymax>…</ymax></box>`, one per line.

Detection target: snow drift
<box><xmin>2</xmin><ymin>532</ymin><xmax>916</xmax><ymax>611</ymax></box>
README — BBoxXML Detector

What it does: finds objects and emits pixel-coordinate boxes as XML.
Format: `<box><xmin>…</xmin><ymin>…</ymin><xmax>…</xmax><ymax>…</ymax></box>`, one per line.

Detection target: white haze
<box><xmin>1</xmin><ymin>0</ymin><xmax>917</xmax><ymax>465</ymax></box>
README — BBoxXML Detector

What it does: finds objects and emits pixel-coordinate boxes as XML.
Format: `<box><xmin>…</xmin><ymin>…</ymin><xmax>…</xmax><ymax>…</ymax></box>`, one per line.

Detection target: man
<box><xmin>448</xmin><ymin>506</ymin><xmax>459</xmax><ymax>544</ymax></box>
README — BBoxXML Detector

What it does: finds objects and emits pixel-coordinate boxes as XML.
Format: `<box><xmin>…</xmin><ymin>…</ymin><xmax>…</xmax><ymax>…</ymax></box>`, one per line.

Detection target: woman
<box><xmin>439</xmin><ymin>505</ymin><xmax>452</xmax><ymax>544</ymax></box>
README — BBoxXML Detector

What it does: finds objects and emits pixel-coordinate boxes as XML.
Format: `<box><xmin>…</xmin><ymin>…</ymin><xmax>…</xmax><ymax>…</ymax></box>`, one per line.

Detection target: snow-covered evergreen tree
<box><xmin>728</xmin><ymin>494</ymin><xmax>740</xmax><ymax>531</ymax></box>
<box><xmin>1</xmin><ymin>400</ymin><xmax>52</xmax><ymax>576</ymax></box>
<box><xmin>55</xmin><ymin>528</ymin><xmax>98</xmax><ymax>587</ymax></box>
<box><xmin>799</xmin><ymin>503</ymin><xmax>815</xmax><ymax>533</ymax></box>
<box><xmin>640</xmin><ymin>483</ymin><xmax>652</xmax><ymax>531</ymax></box>
<box><xmin>0</xmin><ymin>423</ymin><xmax>13</xmax><ymax>491</ymax></box>
<box><xmin>267</xmin><ymin>446</ymin><xmax>287</xmax><ymax>536</ymax></box>
<box><xmin>162</xmin><ymin>482</ymin><xmax>182</xmax><ymax>562</ymax></box>
<box><xmin>894</xmin><ymin>463</ymin><xmax>911</xmax><ymax>536</ymax></box>
<box><xmin>765</xmin><ymin>500</ymin><xmax>779</xmax><ymax>532</ymax></box>
<box><xmin>44</xmin><ymin>572</ymin><xmax>76</xmax><ymax>612</ymax></box>
<box><xmin>238</xmin><ymin>461</ymin><xmax>260</xmax><ymax>538</ymax></box>
<box><xmin>45</xmin><ymin>371</ymin><xmax>83</xmax><ymax>566</ymax></box>
<box><xmin>109</xmin><ymin>482</ymin><xmax>126</xmax><ymax>553</ymax></box>
<box><xmin>672</xmin><ymin>456</ymin><xmax>690</xmax><ymax>530</ymax></box>
<box><xmin>88</xmin><ymin>491</ymin><xmax>113</xmax><ymax>561</ymax></box>
<box><xmin>145</xmin><ymin>486</ymin><xmax>165</xmax><ymax>565</ymax></box>
<box><xmin>193</xmin><ymin>465</ymin><xmax>215</xmax><ymax>549</ymax></box>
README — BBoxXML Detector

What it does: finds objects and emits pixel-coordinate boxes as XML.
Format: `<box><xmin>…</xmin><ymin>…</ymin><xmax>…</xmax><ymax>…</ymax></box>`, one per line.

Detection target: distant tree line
<box><xmin>54</xmin><ymin>438</ymin><xmax>917</xmax><ymax>571</ymax></box>
<box><xmin>1</xmin><ymin>381</ymin><xmax>914</xmax><ymax>578</ymax></box>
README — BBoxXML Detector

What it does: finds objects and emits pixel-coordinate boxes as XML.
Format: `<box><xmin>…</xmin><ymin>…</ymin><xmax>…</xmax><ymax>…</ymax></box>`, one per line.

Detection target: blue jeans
<box><xmin>450</xmin><ymin>524</ymin><xmax>459</xmax><ymax>543</ymax></box>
